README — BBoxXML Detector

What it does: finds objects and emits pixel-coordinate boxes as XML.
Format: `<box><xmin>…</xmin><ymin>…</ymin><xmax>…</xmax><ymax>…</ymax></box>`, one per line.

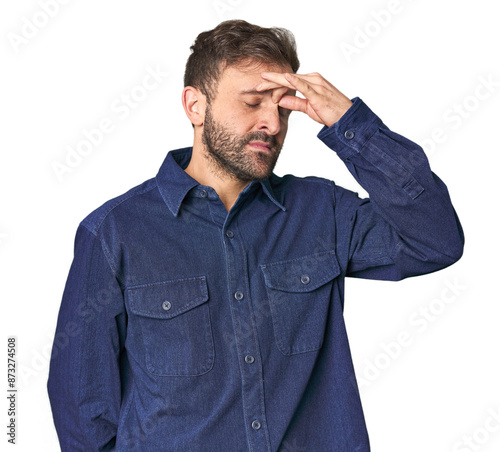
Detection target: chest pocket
<box><xmin>260</xmin><ymin>250</ymin><xmax>341</xmax><ymax>356</ymax></box>
<box><xmin>126</xmin><ymin>276</ymin><xmax>214</xmax><ymax>376</ymax></box>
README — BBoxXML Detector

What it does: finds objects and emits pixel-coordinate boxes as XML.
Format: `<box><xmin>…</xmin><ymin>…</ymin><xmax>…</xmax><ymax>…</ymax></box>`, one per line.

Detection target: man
<box><xmin>47</xmin><ymin>20</ymin><xmax>464</xmax><ymax>451</ymax></box>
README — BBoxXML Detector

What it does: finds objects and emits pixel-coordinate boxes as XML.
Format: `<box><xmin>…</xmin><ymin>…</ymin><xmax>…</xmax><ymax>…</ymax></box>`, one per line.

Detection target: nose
<box><xmin>256</xmin><ymin>104</ymin><xmax>281</xmax><ymax>136</ymax></box>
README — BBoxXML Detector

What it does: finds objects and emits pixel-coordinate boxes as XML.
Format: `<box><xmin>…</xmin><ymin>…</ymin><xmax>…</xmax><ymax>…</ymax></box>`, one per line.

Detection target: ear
<box><xmin>182</xmin><ymin>86</ymin><xmax>206</xmax><ymax>127</ymax></box>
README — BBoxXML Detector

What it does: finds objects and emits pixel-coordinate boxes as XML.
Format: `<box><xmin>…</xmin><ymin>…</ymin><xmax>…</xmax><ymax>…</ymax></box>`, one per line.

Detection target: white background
<box><xmin>1</xmin><ymin>1</ymin><xmax>499</xmax><ymax>451</ymax></box>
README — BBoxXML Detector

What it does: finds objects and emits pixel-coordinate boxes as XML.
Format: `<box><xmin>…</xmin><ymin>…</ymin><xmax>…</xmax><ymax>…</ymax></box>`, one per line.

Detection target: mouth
<box><xmin>248</xmin><ymin>141</ymin><xmax>272</xmax><ymax>152</ymax></box>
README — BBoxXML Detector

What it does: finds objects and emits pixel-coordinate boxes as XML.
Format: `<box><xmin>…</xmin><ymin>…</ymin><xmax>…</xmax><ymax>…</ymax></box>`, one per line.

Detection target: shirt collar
<box><xmin>155</xmin><ymin>147</ymin><xmax>286</xmax><ymax>217</ymax></box>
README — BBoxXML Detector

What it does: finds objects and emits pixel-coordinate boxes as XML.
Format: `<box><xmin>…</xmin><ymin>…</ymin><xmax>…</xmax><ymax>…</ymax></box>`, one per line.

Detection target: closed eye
<box><xmin>245</xmin><ymin>103</ymin><xmax>260</xmax><ymax>108</ymax></box>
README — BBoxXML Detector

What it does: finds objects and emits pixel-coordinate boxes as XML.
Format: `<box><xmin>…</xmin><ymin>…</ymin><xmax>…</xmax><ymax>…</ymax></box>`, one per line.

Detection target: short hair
<box><xmin>184</xmin><ymin>20</ymin><xmax>300</xmax><ymax>102</ymax></box>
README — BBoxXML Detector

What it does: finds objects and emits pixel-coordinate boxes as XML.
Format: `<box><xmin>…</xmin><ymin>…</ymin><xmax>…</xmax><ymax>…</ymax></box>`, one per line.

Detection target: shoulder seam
<box><xmin>79</xmin><ymin>221</ymin><xmax>97</xmax><ymax>237</ymax></box>
<box><xmin>81</xmin><ymin>181</ymin><xmax>158</xmax><ymax>235</ymax></box>
<box><xmin>77</xmin><ymin>217</ymin><xmax>125</xmax><ymax>286</ymax></box>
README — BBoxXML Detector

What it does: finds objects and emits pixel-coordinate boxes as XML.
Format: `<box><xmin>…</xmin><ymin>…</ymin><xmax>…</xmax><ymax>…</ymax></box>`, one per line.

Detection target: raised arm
<box><xmin>258</xmin><ymin>72</ymin><xmax>464</xmax><ymax>279</ymax></box>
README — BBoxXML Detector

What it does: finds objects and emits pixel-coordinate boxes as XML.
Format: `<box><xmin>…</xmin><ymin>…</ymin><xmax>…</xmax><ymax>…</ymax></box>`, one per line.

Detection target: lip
<box><xmin>248</xmin><ymin>141</ymin><xmax>271</xmax><ymax>151</ymax></box>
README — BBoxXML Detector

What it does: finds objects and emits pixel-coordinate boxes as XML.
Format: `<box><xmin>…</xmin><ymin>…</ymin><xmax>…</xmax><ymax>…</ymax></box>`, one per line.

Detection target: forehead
<box><xmin>216</xmin><ymin>60</ymin><xmax>292</xmax><ymax>94</ymax></box>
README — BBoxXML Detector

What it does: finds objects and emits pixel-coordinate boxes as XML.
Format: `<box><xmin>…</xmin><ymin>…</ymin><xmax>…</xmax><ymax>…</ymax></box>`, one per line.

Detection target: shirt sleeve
<box><xmin>318</xmin><ymin>97</ymin><xmax>464</xmax><ymax>280</ymax></box>
<box><xmin>47</xmin><ymin>223</ymin><xmax>126</xmax><ymax>451</ymax></box>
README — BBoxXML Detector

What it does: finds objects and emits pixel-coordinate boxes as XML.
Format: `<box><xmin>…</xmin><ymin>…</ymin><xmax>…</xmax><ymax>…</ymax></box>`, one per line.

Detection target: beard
<box><xmin>201</xmin><ymin>105</ymin><xmax>283</xmax><ymax>182</ymax></box>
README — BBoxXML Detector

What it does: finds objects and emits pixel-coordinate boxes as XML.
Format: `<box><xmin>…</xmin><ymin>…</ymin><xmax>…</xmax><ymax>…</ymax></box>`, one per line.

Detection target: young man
<box><xmin>47</xmin><ymin>20</ymin><xmax>464</xmax><ymax>451</ymax></box>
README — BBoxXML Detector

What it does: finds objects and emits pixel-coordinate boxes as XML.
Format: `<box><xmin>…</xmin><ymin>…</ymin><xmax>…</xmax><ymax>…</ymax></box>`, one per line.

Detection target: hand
<box><xmin>257</xmin><ymin>72</ymin><xmax>353</xmax><ymax>127</ymax></box>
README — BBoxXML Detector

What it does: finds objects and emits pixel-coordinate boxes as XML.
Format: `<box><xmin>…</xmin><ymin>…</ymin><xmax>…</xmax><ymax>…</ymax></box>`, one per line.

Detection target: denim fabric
<box><xmin>47</xmin><ymin>97</ymin><xmax>464</xmax><ymax>451</ymax></box>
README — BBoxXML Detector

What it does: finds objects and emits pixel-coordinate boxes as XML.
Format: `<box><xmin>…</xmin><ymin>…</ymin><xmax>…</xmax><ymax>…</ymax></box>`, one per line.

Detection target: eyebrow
<box><xmin>238</xmin><ymin>89</ymin><xmax>272</xmax><ymax>95</ymax></box>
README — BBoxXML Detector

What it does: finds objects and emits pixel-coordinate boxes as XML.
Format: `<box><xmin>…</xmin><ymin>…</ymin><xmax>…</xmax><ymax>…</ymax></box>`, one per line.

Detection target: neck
<box><xmin>184</xmin><ymin>131</ymin><xmax>250</xmax><ymax>212</ymax></box>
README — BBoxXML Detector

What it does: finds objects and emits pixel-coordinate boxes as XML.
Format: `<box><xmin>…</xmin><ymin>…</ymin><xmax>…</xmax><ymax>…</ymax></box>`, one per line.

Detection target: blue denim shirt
<box><xmin>47</xmin><ymin>97</ymin><xmax>464</xmax><ymax>451</ymax></box>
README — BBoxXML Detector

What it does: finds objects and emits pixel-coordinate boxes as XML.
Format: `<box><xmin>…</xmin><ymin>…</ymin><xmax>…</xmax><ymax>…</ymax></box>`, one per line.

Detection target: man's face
<box><xmin>201</xmin><ymin>61</ymin><xmax>294</xmax><ymax>182</ymax></box>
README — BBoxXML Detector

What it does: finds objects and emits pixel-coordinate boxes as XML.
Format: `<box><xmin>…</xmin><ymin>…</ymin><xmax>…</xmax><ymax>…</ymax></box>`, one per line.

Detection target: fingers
<box><xmin>278</xmin><ymin>94</ymin><xmax>307</xmax><ymax>114</ymax></box>
<box><xmin>260</xmin><ymin>72</ymin><xmax>324</xmax><ymax>105</ymax></box>
<box><xmin>256</xmin><ymin>76</ymin><xmax>295</xmax><ymax>104</ymax></box>
<box><xmin>260</xmin><ymin>72</ymin><xmax>325</xmax><ymax>90</ymax></box>
<box><xmin>270</xmin><ymin>86</ymin><xmax>292</xmax><ymax>104</ymax></box>
<box><xmin>259</xmin><ymin>71</ymin><xmax>352</xmax><ymax>126</ymax></box>
<box><xmin>258</xmin><ymin>72</ymin><xmax>295</xmax><ymax>91</ymax></box>
<box><xmin>282</xmin><ymin>73</ymin><xmax>318</xmax><ymax>100</ymax></box>
<box><xmin>278</xmin><ymin>94</ymin><xmax>323</xmax><ymax>124</ymax></box>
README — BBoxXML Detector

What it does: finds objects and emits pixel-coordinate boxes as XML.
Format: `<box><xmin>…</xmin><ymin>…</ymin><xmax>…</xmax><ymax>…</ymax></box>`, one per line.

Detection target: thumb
<box><xmin>278</xmin><ymin>94</ymin><xmax>307</xmax><ymax>114</ymax></box>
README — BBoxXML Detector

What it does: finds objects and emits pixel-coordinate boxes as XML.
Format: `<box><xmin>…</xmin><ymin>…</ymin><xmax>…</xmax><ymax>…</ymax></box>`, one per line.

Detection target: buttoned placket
<box><xmin>202</xmin><ymin>183</ymin><xmax>272</xmax><ymax>452</ymax></box>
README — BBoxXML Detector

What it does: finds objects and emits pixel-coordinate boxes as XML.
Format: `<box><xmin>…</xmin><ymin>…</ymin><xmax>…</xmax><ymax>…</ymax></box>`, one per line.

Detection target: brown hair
<box><xmin>184</xmin><ymin>20</ymin><xmax>300</xmax><ymax>102</ymax></box>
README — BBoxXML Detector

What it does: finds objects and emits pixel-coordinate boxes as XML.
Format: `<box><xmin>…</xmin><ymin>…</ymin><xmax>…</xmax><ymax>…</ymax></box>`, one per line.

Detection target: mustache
<box><xmin>244</xmin><ymin>131</ymin><xmax>278</xmax><ymax>147</ymax></box>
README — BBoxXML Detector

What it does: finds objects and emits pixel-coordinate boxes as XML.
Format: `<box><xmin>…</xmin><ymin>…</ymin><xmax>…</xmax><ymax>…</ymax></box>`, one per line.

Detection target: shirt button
<box><xmin>300</xmin><ymin>274</ymin><xmax>311</xmax><ymax>285</ymax></box>
<box><xmin>162</xmin><ymin>301</ymin><xmax>172</xmax><ymax>311</ymax></box>
<box><xmin>234</xmin><ymin>291</ymin><xmax>244</xmax><ymax>301</ymax></box>
<box><xmin>245</xmin><ymin>355</ymin><xmax>255</xmax><ymax>364</ymax></box>
<box><xmin>344</xmin><ymin>130</ymin><xmax>355</xmax><ymax>140</ymax></box>
<box><xmin>200</xmin><ymin>190</ymin><xmax>208</xmax><ymax>198</ymax></box>
<box><xmin>226</xmin><ymin>230</ymin><xmax>234</xmax><ymax>238</ymax></box>
<box><xmin>251</xmin><ymin>420</ymin><xmax>261</xmax><ymax>430</ymax></box>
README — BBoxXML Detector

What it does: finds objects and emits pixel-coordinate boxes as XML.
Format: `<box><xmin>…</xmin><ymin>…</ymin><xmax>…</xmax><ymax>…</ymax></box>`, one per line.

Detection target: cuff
<box><xmin>317</xmin><ymin>97</ymin><xmax>383</xmax><ymax>160</ymax></box>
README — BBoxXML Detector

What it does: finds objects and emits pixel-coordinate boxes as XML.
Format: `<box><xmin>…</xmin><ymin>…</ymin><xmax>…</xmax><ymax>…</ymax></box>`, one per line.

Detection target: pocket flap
<box><xmin>127</xmin><ymin>276</ymin><xmax>208</xmax><ymax>319</ymax></box>
<box><xmin>260</xmin><ymin>250</ymin><xmax>340</xmax><ymax>293</ymax></box>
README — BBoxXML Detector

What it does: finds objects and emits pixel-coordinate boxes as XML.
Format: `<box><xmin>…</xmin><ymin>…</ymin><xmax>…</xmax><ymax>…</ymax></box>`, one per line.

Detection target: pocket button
<box><xmin>162</xmin><ymin>300</ymin><xmax>172</xmax><ymax>311</ymax></box>
<box><xmin>300</xmin><ymin>274</ymin><xmax>311</xmax><ymax>285</ymax></box>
